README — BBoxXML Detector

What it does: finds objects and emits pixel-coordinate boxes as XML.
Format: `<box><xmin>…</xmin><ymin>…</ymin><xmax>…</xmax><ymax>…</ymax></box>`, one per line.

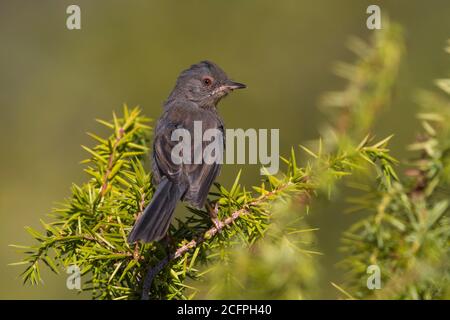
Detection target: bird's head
<box><xmin>168</xmin><ymin>60</ymin><xmax>246</xmax><ymax>108</ymax></box>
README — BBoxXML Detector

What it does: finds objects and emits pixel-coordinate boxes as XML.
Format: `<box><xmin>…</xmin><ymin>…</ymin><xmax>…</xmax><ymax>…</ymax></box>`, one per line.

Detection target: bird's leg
<box><xmin>162</xmin><ymin>234</ymin><xmax>175</xmax><ymax>252</ymax></box>
<box><xmin>205</xmin><ymin>199</ymin><xmax>223</xmax><ymax>231</ymax></box>
<box><xmin>133</xmin><ymin>242</ymin><xmax>140</xmax><ymax>261</ymax></box>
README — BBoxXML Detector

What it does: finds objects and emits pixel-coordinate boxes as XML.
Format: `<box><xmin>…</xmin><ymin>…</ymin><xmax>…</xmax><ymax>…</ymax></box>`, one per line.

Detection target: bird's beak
<box><xmin>225</xmin><ymin>80</ymin><xmax>246</xmax><ymax>90</ymax></box>
<box><xmin>212</xmin><ymin>80</ymin><xmax>246</xmax><ymax>97</ymax></box>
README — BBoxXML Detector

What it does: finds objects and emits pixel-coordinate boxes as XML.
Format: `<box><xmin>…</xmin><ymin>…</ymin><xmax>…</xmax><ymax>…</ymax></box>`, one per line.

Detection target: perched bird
<box><xmin>128</xmin><ymin>61</ymin><xmax>246</xmax><ymax>243</ymax></box>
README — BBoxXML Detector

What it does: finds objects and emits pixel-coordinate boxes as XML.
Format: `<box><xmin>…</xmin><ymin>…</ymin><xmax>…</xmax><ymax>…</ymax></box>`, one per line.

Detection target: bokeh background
<box><xmin>0</xmin><ymin>0</ymin><xmax>449</xmax><ymax>299</ymax></box>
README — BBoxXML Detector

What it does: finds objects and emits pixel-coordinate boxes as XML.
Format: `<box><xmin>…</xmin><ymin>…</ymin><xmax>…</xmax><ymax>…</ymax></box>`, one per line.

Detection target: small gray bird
<box><xmin>128</xmin><ymin>61</ymin><xmax>246</xmax><ymax>243</ymax></box>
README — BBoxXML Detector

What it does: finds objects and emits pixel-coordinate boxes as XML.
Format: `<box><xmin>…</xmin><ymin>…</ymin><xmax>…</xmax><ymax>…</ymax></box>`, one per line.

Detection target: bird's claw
<box><xmin>206</xmin><ymin>201</ymin><xmax>224</xmax><ymax>231</ymax></box>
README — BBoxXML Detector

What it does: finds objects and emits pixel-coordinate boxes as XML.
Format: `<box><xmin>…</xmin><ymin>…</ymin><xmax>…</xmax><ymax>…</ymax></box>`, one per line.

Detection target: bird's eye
<box><xmin>202</xmin><ymin>76</ymin><xmax>213</xmax><ymax>86</ymax></box>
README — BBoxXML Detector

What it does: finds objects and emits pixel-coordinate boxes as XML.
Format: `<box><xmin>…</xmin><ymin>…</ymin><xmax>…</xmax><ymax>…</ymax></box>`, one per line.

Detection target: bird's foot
<box><xmin>206</xmin><ymin>201</ymin><xmax>224</xmax><ymax>231</ymax></box>
<box><xmin>162</xmin><ymin>234</ymin><xmax>175</xmax><ymax>250</ymax></box>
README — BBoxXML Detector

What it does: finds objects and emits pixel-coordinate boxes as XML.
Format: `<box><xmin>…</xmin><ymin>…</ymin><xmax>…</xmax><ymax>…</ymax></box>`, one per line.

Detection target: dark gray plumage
<box><xmin>128</xmin><ymin>61</ymin><xmax>246</xmax><ymax>243</ymax></box>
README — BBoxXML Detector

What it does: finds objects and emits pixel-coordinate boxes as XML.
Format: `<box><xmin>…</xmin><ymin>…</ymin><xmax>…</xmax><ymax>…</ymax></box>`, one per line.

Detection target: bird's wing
<box><xmin>152</xmin><ymin>109</ymin><xmax>186</xmax><ymax>185</ymax></box>
<box><xmin>152</xmin><ymin>102</ymin><xmax>224</xmax><ymax>208</ymax></box>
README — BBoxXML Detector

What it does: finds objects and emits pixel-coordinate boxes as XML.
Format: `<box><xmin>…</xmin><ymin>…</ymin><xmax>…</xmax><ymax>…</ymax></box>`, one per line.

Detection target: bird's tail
<box><xmin>128</xmin><ymin>177</ymin><xmax>183</xmax><ymax>243</ymax></box>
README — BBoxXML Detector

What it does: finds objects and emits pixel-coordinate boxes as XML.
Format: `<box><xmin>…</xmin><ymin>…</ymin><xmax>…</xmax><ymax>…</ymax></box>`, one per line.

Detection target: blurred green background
<box><xmin>0</xmin><ymin>0</ymin><xmax>449</xmax><ymax>299</ymax></box>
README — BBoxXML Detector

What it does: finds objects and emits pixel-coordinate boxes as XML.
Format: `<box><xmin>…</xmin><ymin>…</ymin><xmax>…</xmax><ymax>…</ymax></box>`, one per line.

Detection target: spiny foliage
<box><xmin>12</xmin><ymin>105</ymin><xmax>397</xmax><ymax>299</ymax></box>
<box><xmin>339</xmin><ymin>41</ymin><xmax>450</xmax><ymax>299</ymax></box>
<box><xmin>196</xmin><ymin>197</ymin><xmax>322</xmax><ymax>300</ymax></box>
<box><xmin>12</xmin><ymin>23</ymin><xmax>449</xmax><ymax>300</ymax></box>
<box><xmin>195</xmin><ymin>137</ymin><xmax>398</xmax><ymax>299</ymax></box>
<box><xmin>320</xmin><ymin>21</ymin><xmax>403</xmax><ymax>147</ymax></box>
<box><xmin>11</xmin><ymin>106</ymin><xmax>154</xmax><ymax>299</ymax></box>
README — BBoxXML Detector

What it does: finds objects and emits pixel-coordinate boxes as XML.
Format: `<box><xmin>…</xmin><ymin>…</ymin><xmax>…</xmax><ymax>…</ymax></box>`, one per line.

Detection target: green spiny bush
<box><xmin>11</xmin><ymin>24</ymin><xmax>449</xmax><ymax>300</ymax></box>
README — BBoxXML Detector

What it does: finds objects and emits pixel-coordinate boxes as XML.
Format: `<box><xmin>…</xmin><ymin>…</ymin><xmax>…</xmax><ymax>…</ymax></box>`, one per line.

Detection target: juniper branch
<box><xmin>338</xmin><ymin>40</ymin><xmax>450</xmax><ymax>300</ymax></box>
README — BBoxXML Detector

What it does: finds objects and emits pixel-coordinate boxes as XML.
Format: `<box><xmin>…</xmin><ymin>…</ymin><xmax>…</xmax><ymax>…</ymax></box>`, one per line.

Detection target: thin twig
<box><xmin>140</xmin><ymin>182</ymin><xmax>293</xmax><ymax>299</ymax></box>
<box><xmin>141</xmin><ymin>256</ymin><xmax>170</xmax><ymax>300</ymax></box>
<box><xmin>100</xmin><ymin>127</ymin><xmax>125</xmax><ymax>197</ymax></box>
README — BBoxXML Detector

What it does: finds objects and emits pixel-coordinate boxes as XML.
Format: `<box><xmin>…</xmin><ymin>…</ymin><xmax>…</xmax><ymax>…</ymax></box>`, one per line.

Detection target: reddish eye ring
<box><xmin>202</xmin><ymin>76</ymin><xmax>213</xmax><ymax>86</ymax></box>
